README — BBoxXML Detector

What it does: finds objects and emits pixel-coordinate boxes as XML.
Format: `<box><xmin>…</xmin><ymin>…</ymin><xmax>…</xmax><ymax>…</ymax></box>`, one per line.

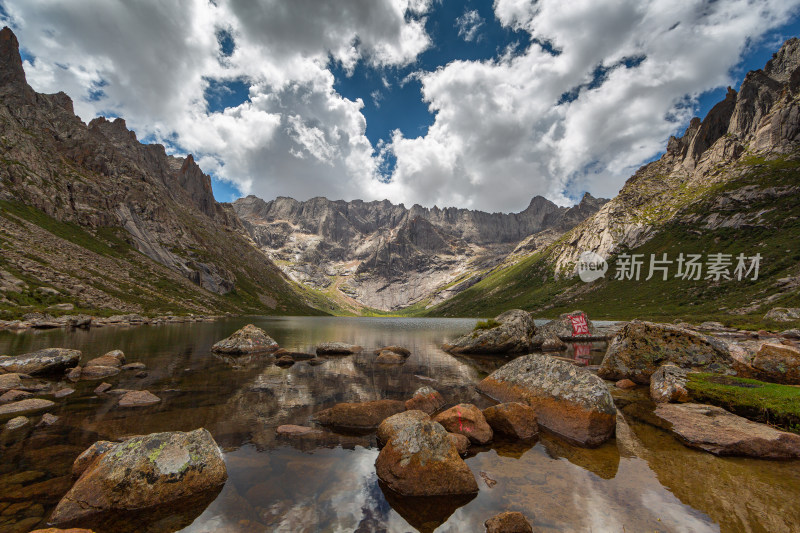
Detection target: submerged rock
<box><xmin>276</xmin><ymin>425</ymin><xmax>324</xmax><ymax>437</ymax></box>
<box><xmin>374</xmin><ymin>346</ymin><xmax>411</xmax><ymax>357</ymax></box>
<box><xmin>443</xmin><ymin>309</ymin><xmax>536</xmax><ymax>354</ymax></box>
<box><xmin>650</xmin><ymin>364</ymin><xmax>690</xmax><ymax>403</ymax></box>
<box><xmin>118</xmin><ymin>390</ymin><xmax>161</xmax><ymax>407</ymax></box>
<box><xmin>316</xmin><ymin>342</ymin><xmax>362</xmax><ymax>355</ymax></box>
<box><xmin>211</xmin><ymin>324</ymin><xmax>279</xmax><ymax>354</ymax></box>
<box><xmin>0</xmin><ymin>389</ymin><xmax>32</xmax><ymax>403</ymax></box>
<box><xmin>273</xmin><ymin>348</ymin><xmax>315</xmax><ymax>360</ymax></box>
<box><xmin>485</xmin><ymin>511</ymin><xmax>534</xmax><ymax>533</ymax></box>
<box><xmin>433</xmin><ymin>403</ymin><xmax>493</xmax><ymax>445</ymax></box>
<box><xmin>375</xmin><ymin>350</ymin><xmax>406</xmax><ymax>364</ymax></box>
<box><xmin>404</xmin><ymin>386</ymin><xmax>445</xmax><ymax>415</ymax></box>
<box><xmin>598</xmin><ymin>320</ymin><xmax>734</xmax><ymax>384</ymax></box>
<box><xmin>5</xmin><ymin>415</ymin><xmax>29</xmax><ymax>430</ymax></box>
<box><xmin>478</xmin><ymin>354</ymin><xmax>616</xmax><ymax>447</ymax></box>
<box><xmin>655</xmin><ymin>403</ymin><xmax>800</xmax><ymax>458</ymax></box>
<box><xmin>0</xmin><ymin>398</ymin><xmax>55</xmax><ymax>418</ymax></box>
<box><xmin>377</xmin><ymin>410</ymin><xmax>430</xmax><ymax>445</ymax></box>
<box><xmin>315</xmin><ymin>399</ymin><xmax>406</xmax><ymax>431</ymax></box>
<box><xmin>37</xmin><ymin>413</ymin><xmax>59</xmax><ymax>427</ymax></box>
<box><xmin>375</xmin><ymin>419</ymin><xmax>478</xmax><ymax>496</ymax></box>
<box><xmin>0</xmin><ymin>348</ymin><xmax>80</xmax><ymax>375</ymax></box>
<box><xmin>482</xmin><ymin>402</ymin><xmax>538</xmax><ymax>441</ymax></box>
<box><xmin>275</xmin><ymin>355</ymin><xmax>295</xmax><ymax>367</ymax></box>
<box><xmin>79</xmin><ymin>365</ymin><xmax>120</xmax><ymax>380</ymax></box>
<box><xmin>50</xmin><ymin>429</ymin><xmax>227</xmax><ymax>526</ymax></box>
<box><xmin>121</xmin><ymin>362</ymin><xmax>146</xmax><ymax>370</ymax></box>
<box><xmin>533</xmin><ymin>310</ymin><xmax>600</xmax><ymax>346</ymax></box>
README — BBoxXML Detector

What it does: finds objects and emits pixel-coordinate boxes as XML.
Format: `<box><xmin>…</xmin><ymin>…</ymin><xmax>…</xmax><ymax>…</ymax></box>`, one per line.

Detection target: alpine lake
<box><xmin>1</xmin><ymin>317</ymin><xmax>799</xmax><ymax>532</ymax></box>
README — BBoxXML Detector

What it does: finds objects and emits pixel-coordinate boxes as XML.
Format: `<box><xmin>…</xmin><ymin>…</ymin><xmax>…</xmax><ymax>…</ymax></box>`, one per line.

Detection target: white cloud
<box><xmin>455</xmin><ymin>9</ymin><xmax>484</xmax><ymax>42</ymax></box>
<box><xmin>2</xmin><ymin>0</ymin><xmax>799</xmax><ymax>212</ymax></box>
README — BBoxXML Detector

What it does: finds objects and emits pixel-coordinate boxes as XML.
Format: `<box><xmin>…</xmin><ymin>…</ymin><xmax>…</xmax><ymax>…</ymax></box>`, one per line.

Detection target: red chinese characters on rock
<box><xmin>568</xmin><ymin>314</ymin><xmax>590</xmax><ymax>336</ymax></box>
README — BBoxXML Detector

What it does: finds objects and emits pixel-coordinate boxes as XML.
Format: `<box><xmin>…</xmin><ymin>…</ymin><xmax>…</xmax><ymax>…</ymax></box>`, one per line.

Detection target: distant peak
<box><xmin>0</xmin><ymin>27</ymin><xmax>32</xmax><ymax>98</ymax></box>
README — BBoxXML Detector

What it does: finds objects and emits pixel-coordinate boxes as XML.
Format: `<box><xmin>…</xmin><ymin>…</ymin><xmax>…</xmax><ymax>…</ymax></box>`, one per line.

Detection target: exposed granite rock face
<box><xmin>50</xmin><ymin>429</ymin><xmax>227</xmax><ymax>527</ymax></box>
<box><xmin>0</xmin><ymin>348</ymin><xmax>80</xmax><ymax>375</ymax></box>
<box><xmin>546</xmin><ymin>37</ymin><xmax>800</xmax><ymax>282</ymax></box>
<box><xmin>0</xmin><ymin>28</ymin><xmax>313</xmax><ymax>316</ymax></box>
<box><xmin>233</xmin><ymin>191</ymin><xmax>605</xmax><ymax>311</ymax></box>
<box><xmin>655</xmin><ymin>403</ymin><xmax>800</xmax><ymax>458</ymax></box>
<box><xmin>375</xmin><ymin>419</ymin><xmax>478</xmax><ymax>496</ymax></box>
<box><xmin>599</xmin><ymin>321</ymin><xmax>734</xmax><ymax>384</ymax></box>
<box><xmin>211</xmin><ymin>324</ymin><xmax>279</xmax><ymax>354</ymax></box>
<box><xmin>649</xmin><ymin>364</ymin><xmax>690</xmax><ymax>403</ymax></box>
<box><xmin>478</xmin><ymin>354</ymin><xmax>616</xmax><ymax>447</ymax></box>
<box><xmin>443</xmin><ymin>310</ymin><xmax>536</xmax><ymax>354</ymax></box>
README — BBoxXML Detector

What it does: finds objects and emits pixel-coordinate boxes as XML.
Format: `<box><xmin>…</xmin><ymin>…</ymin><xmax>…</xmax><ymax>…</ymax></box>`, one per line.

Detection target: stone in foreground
<box><xmin>375</xmin><ymin>419</ymin><xmax>478</xmax><ymax>496</ymax></box>
<box><xmin>211</xmin><ymin>324</ymin><xmax>279</xmax><ymax>354</ymax></box>
<box><xmin>50</xmin><ymin>429</ymin><xmax>227</xmax><ymax>526</ymax></box>
<box><xmin>655</xmin><ymin>403</ymin><xmax>800</xmax><ymax>458</ymax></box>
<box><xmin>599</xmin><ymin>320</ymin><xmax>733</xmax><ymax>384</ymax></box>
<box><xmin>650</xmin><ymin>364</ymin><xmax>690</xmax><ymax>403</ymax></box>
<box><xmin>750</xmin><ymin>343</ymin><xmax>800</xmax><ymax>384</ymax></box>
<box><xmin>0</xmin><ymin>348</ymin><xmax>80</xmax><ymax>375</ymax></box>
<box><xmin>433</xmin><ymin>403</ymin><xmax>493</xmax><ymax>445</ymax></box>
<box><xmin>315</xmin><ymin>399</ymin><xmax>406</xmax><ymax>430</ymax></box>
<box><xmin>443</xmin><ymin>310</ymin><xmax>535</xmax><ymax>354</ymax></box>
<box><xmin>316</xmin><ymin>342</ymin><xmax>362</xmax><ymax>355</ymax></box>
<box><xmin>405</xmin><ymin>386</ymin><xmax>445</xmax><ymax>415</ymax></box>
<box><xmin>485</xmin><ymin>511</ymin><xmax>534</xmax><ymax>533</ymax></box>
<box><xmin>482</xmin><ymin>402</ymin><xmax>538</xmax><ymax>441</ymax></box>
<box><xmin>478</xmin><ymin>354</ymin><xmax>616</xmax><ymax>447</ymax></box>
<box><xmin>118</xmin><ymin>390</ymin><xmax>161</xmax><ymax>407</ymax></box>
<box><xmin>377</xmin><ymin>410</ymin><xmax>430</xmax><ymax>445</ymax></box>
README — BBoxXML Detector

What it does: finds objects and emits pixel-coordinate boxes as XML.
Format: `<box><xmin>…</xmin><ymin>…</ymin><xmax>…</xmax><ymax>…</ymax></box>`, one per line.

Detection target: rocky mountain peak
<box><xmin>0</xmin><ymin>27</ymin><xmax>34</xmax><ymax>102</ymax></box>
<box><xmin>765</xmin><ymin>37</ymin><xmax>800</xmax><ymax>83</ymax></box>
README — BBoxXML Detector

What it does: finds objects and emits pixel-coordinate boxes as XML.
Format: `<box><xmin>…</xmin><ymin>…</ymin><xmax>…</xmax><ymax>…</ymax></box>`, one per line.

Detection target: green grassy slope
<box><xmin>423</xmin><ymin>155</ymin><xmax>800</xmax><ymax>329</ymax></box>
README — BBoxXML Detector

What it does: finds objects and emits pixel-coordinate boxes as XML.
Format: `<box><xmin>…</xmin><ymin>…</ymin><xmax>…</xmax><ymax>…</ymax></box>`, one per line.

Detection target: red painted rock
<box><xmin>404</xmin><ymin>386</ymin><xmax>445</xmax><ymax>415</ymax></box>
<box><xmin>375</xmin><ymin>419</ymin><xmax>478</xmax><ymax>496</ymax></box>
<box><xmin>478</xmin><ymin>354</ymin><xmax>616</xmax><ymax>447</ymax></box>
<box><xmin>315</xmin><ymin>399</ymin><xmax>406</xmax><ymax>430</ymax></box>
<box><xmin>433</xmin><ymin>403</ymin><xmax>493</xmax><ymax>445</ymax></box>
<box><xmin>482</xmin><ymin>402</ymin><xmax>538</xmax><ymax>441</ymax></box>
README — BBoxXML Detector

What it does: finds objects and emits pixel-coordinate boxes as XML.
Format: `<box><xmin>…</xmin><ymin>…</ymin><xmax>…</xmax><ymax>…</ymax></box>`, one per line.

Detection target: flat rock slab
<box><xmin>118</xmin><ymin>390</ymin><xmax>161</xmax><ymax>407</ymax></box>
<box><xmin>478</xmin><ymin>354</ymin><xmax>616</xmax><ymax>447</ymax></box>
<box><xmin>655</xmin><ymin>403</ymin><xmax>800</xmax><ymax>458</ymax></box>
<box><xmin>315</xmin><ymin>399</ymin><xmax>406</xmax><ymax>430</ymax></box>
<box><xmin>79</xmin><ymin>365</ymin><xmax>120</xmax><ymax>380</ymax></box>
<box><xmin>0</xmin><ymin>398</ymin><xmax>55</xmax><ymax>418</ymax></box>
<box><xmin>0</xmin><ymin>348</ymin><xmax>81</xmax><ymax>375</ymax></box>
<box><xmin>0</xmin><ymin>372</ymin><xmax>23</xmax><ymax>392</ymax></box>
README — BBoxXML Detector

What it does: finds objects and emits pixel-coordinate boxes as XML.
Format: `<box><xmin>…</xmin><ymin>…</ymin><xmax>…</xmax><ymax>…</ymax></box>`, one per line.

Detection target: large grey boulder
<box><xmin>598</xmin><ymin>320</ymin><xmax>734</xmax><ymax>384</ymax></box>
<box><xmin>0</xmin><ymin>348</ymin><xmax>80</xmax><ymax>375</ymax></box>
<box><xmin>443</xmin><ymin>310</ymin><xmax>535</xmax><ymax>354</ymax></box>
<box><xmin>478</xmin><ymin>354</ymin><xmax>616</xmax><ymax>447</ymax></box>
<box><xmin>375</xmin><ymin>419</ymin><xmax>478</xmax><ymax>496</ymax></box>
<box><xmin>50</xmin><ymin>429</ymin><xmax>227</xmax><ymax>526</ymax></box>
<box><xmin>655</xmin><ymin>403</ymin><xmax>800</xmax><ymax>458</ymax></box>
<box><xmin>764</xmin><ymin>307</ymin><xmax>800</xmax><ymax>322</ymax></box>
<box><xmin>211</xmin><ymin>324</ymin><xmax>279</xmax><ymax>354</ymax></box>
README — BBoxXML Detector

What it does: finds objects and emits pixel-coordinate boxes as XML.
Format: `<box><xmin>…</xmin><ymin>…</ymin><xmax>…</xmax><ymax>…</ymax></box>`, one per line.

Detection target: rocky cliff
<box><xmin>0</xmin><ymin>27</ymin><xmax>317</xmax><ymax>317</ymax></box>
<box><xmin>233</xmin><ymin>193</ymin><xmax>606</xmax><ymax>310</ymax></box>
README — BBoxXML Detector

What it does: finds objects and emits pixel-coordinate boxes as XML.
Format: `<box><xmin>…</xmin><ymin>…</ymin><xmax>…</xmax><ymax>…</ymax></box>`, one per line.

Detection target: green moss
<box><xmin>474</xmin><ymin>318</ymin><xmax>501</xmax><ymax>330</ymax></box>
<box><xmin>686</xmin><ymin>373</ymin><xmax>800</xmax><ymax>433</ymax></box>
<box><xmin>147</xmin><ymin>441</ymin><xmax>168</xmax><ymax>462</ymax></box>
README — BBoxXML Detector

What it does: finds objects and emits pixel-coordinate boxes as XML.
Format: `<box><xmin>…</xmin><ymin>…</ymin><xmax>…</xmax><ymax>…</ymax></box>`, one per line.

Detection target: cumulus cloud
<box><xmin>2</xmin><ymin>0</ymin><xmax>799</xmax><ymax>212</ymax></box>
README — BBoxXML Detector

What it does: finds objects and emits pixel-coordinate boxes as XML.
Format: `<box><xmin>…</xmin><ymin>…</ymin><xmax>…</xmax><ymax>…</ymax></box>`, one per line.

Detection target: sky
<box><xmin>2</xmin><ymin>0</ymin><xmax>800</xmax><ymax>212</ymax></box>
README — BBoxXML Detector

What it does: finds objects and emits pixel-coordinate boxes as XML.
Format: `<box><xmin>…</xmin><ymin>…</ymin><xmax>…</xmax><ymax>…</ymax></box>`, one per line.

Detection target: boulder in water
<box><xmin>482</xmin><ymin>402</ymin><xmax>538</xmax><ymax>441</ymax></box>
<box><xmin>211</xmin><ymin>324</ymin><xmax>279</xmax><ymax>354</ymax></box>
<box><xmin>0</xmin><ymin>348</ymin><xmax>80</xmax><ymax>375</ymax></box>
<box><xmin>433</xmin><ymin>403</ymin><xmax>493</xmax><ymax>445</ymax></box>
<box><xmin>315</xmin><ymin>399</ymin><xmax>406</xmax><ymax>431</ymax></box>
<box><xmin>443</xmin><ymin>310</ymin><xmax>536</xmax><ymax>354</ymax></box>
<box><xmin>404</xmin><ymin>386</ymin><xmax>445</xmax><ymax>415</ymax></box>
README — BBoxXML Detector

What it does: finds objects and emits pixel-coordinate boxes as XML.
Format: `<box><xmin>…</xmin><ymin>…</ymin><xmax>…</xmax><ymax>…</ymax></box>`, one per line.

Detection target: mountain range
<box><xmin>0</xmin><ymin>25</ymin><xmax>798</xmax><ymax>326</ymax></box>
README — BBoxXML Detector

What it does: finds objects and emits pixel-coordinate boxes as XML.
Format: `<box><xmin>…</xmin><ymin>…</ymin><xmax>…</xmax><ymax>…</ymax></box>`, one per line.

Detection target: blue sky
<box><xmin>5</xmin><ymin>0</ymin><xmax>800</xmax><ymax>211</ymax></box>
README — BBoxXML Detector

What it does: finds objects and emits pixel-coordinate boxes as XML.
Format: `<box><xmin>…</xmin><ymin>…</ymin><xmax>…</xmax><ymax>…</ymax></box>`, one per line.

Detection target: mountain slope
<box><xmin>232</xmin><ymin>193</ymin><xmax>606</xmax><ymax>311</ymax></box>
<box><xmin>429</xmin><ymin>37</ymin><xmax>800</xmax><ymax>326</ymax></box>
<box><xmin>0</xmin><ymin>27</ymin><xmax>321</xmax><ymax>318</ymax></box>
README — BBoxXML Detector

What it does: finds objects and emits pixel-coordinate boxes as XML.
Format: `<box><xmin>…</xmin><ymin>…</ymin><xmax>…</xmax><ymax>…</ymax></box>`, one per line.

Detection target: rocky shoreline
<box><xmin>0</xmin><ymin>312</ymin><xmax>227</xmax><ymax>332</ymax></box>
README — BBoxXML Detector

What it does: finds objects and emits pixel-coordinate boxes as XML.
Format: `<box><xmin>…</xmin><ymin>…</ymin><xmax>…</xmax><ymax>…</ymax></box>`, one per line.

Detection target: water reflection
<box><xmin>0</xmin><ymin>318</ymin><xmax>798</xmax><ymax>532</ymax></box>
